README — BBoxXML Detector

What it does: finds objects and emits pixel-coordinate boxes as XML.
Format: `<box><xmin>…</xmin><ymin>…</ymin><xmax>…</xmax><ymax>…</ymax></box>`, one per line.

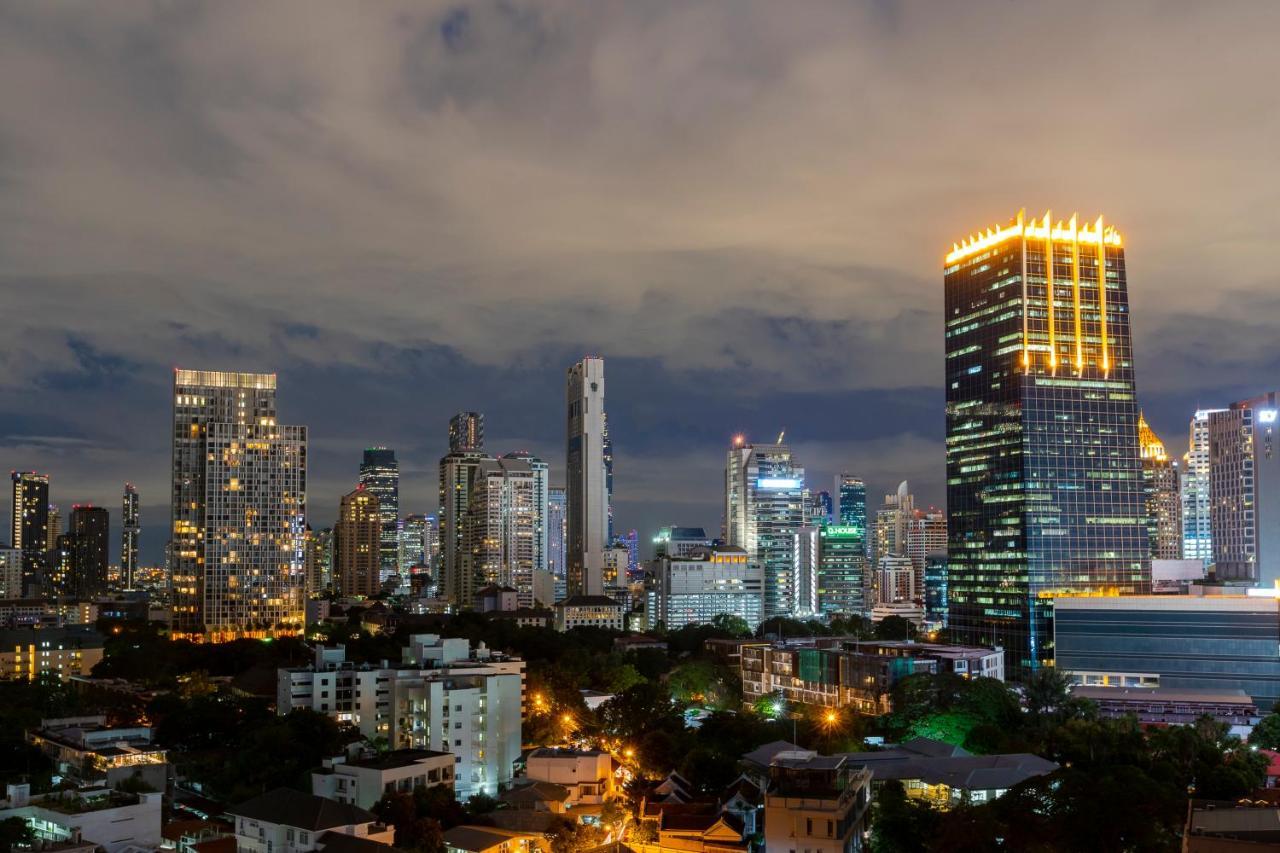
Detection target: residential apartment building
<box><xmin>763</xmin><ymin>751</ymin><xmax>871</xmax><ymax>853</ymax></box>
<box><xmin>228</xmin><ymin>788</ymin><xmax>393</xmax><ymax>853</ymax></box>
<box><xmin>312</xmin><ymin>749</ymin><xmax>454</xmax><ymax>810</ymax></box>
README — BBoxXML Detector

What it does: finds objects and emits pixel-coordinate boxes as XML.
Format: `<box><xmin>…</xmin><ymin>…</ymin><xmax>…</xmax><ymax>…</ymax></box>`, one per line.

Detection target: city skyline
<box><xmin>3</xmin><ymin>3</ymin><xmax>1279</xmax><ymax>562</ymax></box>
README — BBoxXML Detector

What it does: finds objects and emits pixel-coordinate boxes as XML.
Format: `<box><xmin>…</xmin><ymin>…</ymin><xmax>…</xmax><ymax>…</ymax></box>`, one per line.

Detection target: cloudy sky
<box><xmin>2</xmin><ymin>1</ymin><xmax>1278</xmax><ymax>563</ymax></box>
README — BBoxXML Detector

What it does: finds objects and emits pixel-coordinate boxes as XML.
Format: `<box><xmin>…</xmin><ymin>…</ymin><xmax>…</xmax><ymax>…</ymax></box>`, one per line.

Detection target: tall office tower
<box><xmin>401</xmin><ymin>514</ymin><xmax>430</xmax><ymax>569</ymax></box>
<box><xmin>440</xmin><ymin>440</ymin><xmax>489</xmax><ymax>605</ymax></box>
<box><xmin>836</xmin><ymin>475</ymin><xmax>867</xmax><ymax>529</ymax></box>
<box><xmin>171</xmin><ymin>369</ymin><xmax>308</xmax><ymax>642</ymax></box>
<box><xmin>603</xmin><ymin>413</ymin><xmax>615</xmax><ymax>542</ymax></box>
<box><xmin>1137</xmin><ymin>413</ymin><xmax>1182</xmax><ymax>560</ymax></box>
<box><xmin>46</xmin><ymin>504</ymin><xmax>62</xmax><ymax>551</ymax></box>
<box><xmin>873</xmin><ymin>481</ymin><xmax>914</xmax><ymax>565</ymax></box>
<box><xmin>817</xmin><ymin>524</ymin><xmax>867</xmax><ymax>617</ymax></box>
<box><xmin>547</xmin><ymin>488</ymin><xmax>567</xmax><ymax>582</ymax></box>
<box><xmin>358</xmin><ymin>447</ymin><xmax>400</xmax><ymax>581</ymax></box>
<box><xmin>794</xmin><ymin>525</ymin><xmax>820</xmax><ymax>616</ymax></box>
<box><xmin>566</xmin><ymin>357</ymin><xmax>609</xmax><ymax>597</ymax></box>
<box><xmin>1181</xmin><ymin>409</ymin><xmax>1223</xmax><ymax>565</ymax></box>
<box><xmin>449</xmin><ymin>411</ymin><xmax>485</xmax><ymax>453</ymax></box>
<box><xmin>619</xmin><ymin>529</ymin><xmax>639</xmax><ymax>577</ymax></box>
<box><xmin>422</xmin><ymin>515</ymin><xmax>440</xmax><ymax>572</ymax></box>
<box><xmin>11</xmin><ymin>472</ymin><xmax>50</xmax><ymax>588</ymax></box>
<box><xmin>808</xmin><ymin>490</ymin><xmax>834</xmax><ymax>526</ymax></box>
<box><xmin>923</xmin><ymin>554</ymin><xmax>948</xmax><ymax>627</ymax></box>
<box><xmin>121</xmin><ymin>484</ymin><xmax>139</xmax><ymax>588</ymax></box>
<box><xmin>463</xmin><ymin>454</ymin><xmax>547</xmax><ymax>607</ymax></box>
<box><xmin>944</xmin><ymin>211</ymin><xmax>1150</xmax><ymax>674</ymax></box>
<box><xmin>1208</xmin><ymin>393</ymin><xmax>1280</xmax><ymax>586</ymax></box>
<box><xmin>725</xmin><ymin>437</ymin><xmax>807</xmax><ymax>619</ymax></box>
<box><xmin>67</xmin><ymin>505</ymin><xmax>109</xmax><ymax>598</ymax></box>
<box><xmin>334</xmin><ymin>487</ymin><xmax>382</xmax><ymax>597</ymax></box>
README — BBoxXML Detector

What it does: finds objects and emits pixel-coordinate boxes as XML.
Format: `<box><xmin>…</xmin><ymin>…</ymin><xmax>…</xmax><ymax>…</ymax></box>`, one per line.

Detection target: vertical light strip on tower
<box><xmin>1043</xmin><ymin>211</ymin><xmax>1056</xmax><ymax>371</ymax></box>
<box><xmin>1070</xmin><ymin>215</ymin><xmax>1083</xmax><ymax>371</ymax></box>
<box><xmin>1095</xmin><ymin>215</ymin><xmax>1110</xmax><ymax>373</ymax></box>
<box><xmin>1019</xmin><ymin>209</ymin><xmax>1030</xmax><ymax>370</ymax></box>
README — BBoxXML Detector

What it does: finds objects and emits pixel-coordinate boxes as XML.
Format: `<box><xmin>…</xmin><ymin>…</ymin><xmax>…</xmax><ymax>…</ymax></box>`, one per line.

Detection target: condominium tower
<box><xmin>1137</xmin><ymin>413</ymin><xmax>1182</xmax><ymax>560</ymax></box>
<box><xmin>334</xmin><ymin>487</ymin><xmax>382</xmax><ymax>598</ymax></box>
<box><xmin>170</xmin><ymin>369</ymin><xmax>307</xmax><ymax>641</ymax></box>
<box><xmin>121</xmin><ymin>483</ymin><xmax>139</xmax><ymax>588</ymax></box>
<box><xmin>566</xmin><ymin>357</ymin><xmax>609</xmax><ymax>597</ymax></box>
<box><xmin>440</xmin><ymin>414</ymin><xmax>488</xmax><ymax>606</ymax></box>
<box><xmin>1208</xmin><ymin>392</ymin><xmax>1280</xmax><ymax>585</ymax></box>
<box><xmin>944</xmin><ymin>211</ymin><xmax>1150</xmax><ymax>674</ymax></box>
<box><xmin>10</xmin><ymin>471</ymin><xmax>49</xmax><ymax>586</ymax></box>
<box><xmin>463</xmin><ymin>453</ymin><xmax>548</xmax><ymax>607</ymax></box>
<box><xmin>1180</xmin><ymin>409</ymin><xmax>1222</xmax><ymax>565</ymax></box>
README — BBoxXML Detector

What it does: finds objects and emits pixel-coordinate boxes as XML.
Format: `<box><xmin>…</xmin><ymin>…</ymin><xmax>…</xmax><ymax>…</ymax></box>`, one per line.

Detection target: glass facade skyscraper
<box><xmin>1180</xmin><ymin>409</ymin><xmax>1222</xmax><ymax>565</ymax></box>
<box><xmin>944</xmin><ymin>211</ymin><xmax>1150</xmax><ymax>674</ymax></box>
<box><xmin>121</xmin><ymin>483</ymin><xmax>139</xmax><ymax>588</ymax></box>
<box><xmin>358</xmin><ymin>447</ymin><xmax>400</xmax><ymax>581</ymax></box>
<box><xmin>817</xmin><ymin>525</ymin><xmax>867</xmax><ymax>617</ymax></box>
<box><xmin>725</xmin><ymin>438</ymin><xmax>806</xmax><ymax>619</ymax></box>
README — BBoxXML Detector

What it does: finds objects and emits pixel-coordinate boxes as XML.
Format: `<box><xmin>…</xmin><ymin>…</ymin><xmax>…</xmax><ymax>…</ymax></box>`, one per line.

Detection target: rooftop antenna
<box><xmin>776</xmin><ymin>429</ymin><xmax>786</xmax><ymax>445</ymax></box>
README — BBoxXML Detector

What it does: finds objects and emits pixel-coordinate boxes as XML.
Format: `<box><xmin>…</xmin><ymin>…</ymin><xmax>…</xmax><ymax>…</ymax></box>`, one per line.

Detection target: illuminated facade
<box><xmin>1180</xmin><ymin>409</ymin><xmax>1222</xmax><ymax>565</ymax></box>
<box><xmin>1208</xmin><ymin>393</ymin><xmax>1280</xmax><ymax>585</ymax></box>
<box><xmin>566</xmin><ymin>357</ymin><xmax>609</xmax><ymax>597</ymax></box>
<box><xmin>121</xmin><ymin>484</ymin><xmax>139</xmax><ymax>589</ymax></box>
<box><xmin>725</xmin><ymin>439</ymin><xmax>806</xmax><ymax>618</ymax></box>
<box><xmin>1138</xmin><ymin>413</ymin><xmax>1182</xmax><ymax>560</ymax></box>
<box><xmin>463</xmin><ymin>454</ymin><xmax>548</xmax><ymax>607</ymax></box>
<box><xmin>439</xmin><ymin>443</ymin><xmax>488</xmax><ymax>606</ymax></box>
<box><xmin>647</xmin><ymin>545</ymin><xmax>763</xmax><ymax>632</ymax></box>
<box><xmin>836</xmin><ymin>474</ymin><xmax>866</xmax><ymax>531</ymax></box>
<box><xmin>547</xmin><ymin>488</ymin><xmax>566</xmax><ymax>582</ymax></box>
<box><xmin>944</xmin><ymin>211</ymin><xmax>1150</xmax><ymax>674</ymax></box>
<box><xmin>873</xmin><ymin>481</ymin><xmax>914</xmax><ymax>566</ymax></box>
<box><xmin>816</xmin><ymin>525</ymin><xmax>867</xmax><ymax>617</ymax></box>
<box><xmin>11</xmin><ymin>471</ymin><xmax>49</xmax><ymax>588</ymax></box>
<box><xmin>358</xmin><ymin>447</ymin><xmax>400</xmax><ymax>581</ymax></box>
<box><xmin>335</xmin><ymin>487</ymin><xmax>382</xmax><ymax>597</ymax></box>
<box><xmin>449</xmin><ymin>411</ymin><xmax>485</xmax><ymax>453</ymax></box>
<box><xmin>170</xmin><ymin>369</ymin><xmax>307</xmax><ymax>642</ymax></box>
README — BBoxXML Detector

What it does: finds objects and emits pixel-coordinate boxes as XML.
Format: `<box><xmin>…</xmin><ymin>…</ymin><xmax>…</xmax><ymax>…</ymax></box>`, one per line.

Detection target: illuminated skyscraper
<box><xmin>46</xmin><ymin>504</ymin><xmax>62</xmax><ymax>551</ymax></box>
<box><xmin>358</xmin><ymin>447</ymin><xmax>400</xmax><ymax>581</ymax></box>
<box><xmin>449</xmin><ymin>412</ymin><xmax>485</xmax><ymax>454</ymax></box>
<box><xmin>725</xmin><ymin>437</ymin><xmax>806</xmax><ymax>618</ymax></box>
<box><xmin>817</xmin><ymin>524</ymin><xmax>867</xmax><ymax>617</ymax></box>
<box><xmin>1181</xmin><ymin>409</ymin><xmax>1223</xmax><ymax>565</ymax></box>
<box><xmin>334</xmin><ymin>487</ymin><xmax>382</xmax><ymax>598</ymax></box>
<box><xmin>944</xmin><ymin>211</ymin><xmax>1149</xmax><ymax>674</ymax></box>
<box><xmin>401</xmin><ymin>514</ymin><xmax>430</xmax><ymax>570</ymax></box>
<box><xmin>10</xmin><ymin>472</ymin><xmax>49</xmax><ymax>587</ymax></box>
<box><xmin>547</xmin><ymin>487</ymin><xmax>566</xmax><ymax>582</ymax></box>
<box><xmin>170</xmin><ymin>369</ymin><xmax>307</xmax><ymax>642</ymax></box>
<box><xmin>872</xmin><ymin>481</ymin><xmax>914</xmax><ymax>566</ymax></box>
<box><xmin>1138</xmin><ymin>413</ymin><xmax>1182</xmax><ymax>560</ymax></box>
<box><xmin>463</xmin><ymin>454</ymin><xmax>548</xmax><ymax>607</ymax></box>
<box><xmin>566</xmin><ymin>357</ymin><xmax>609</xmax><ymax>597</ymax></box>
<box><xmin>121</xmin><ymin>484</ymin><xmax>139</xmax><ymax>588</ymax></box>
<box><xmin>1208</xmin><ymin>393</ymin><xmax>1280</xmax><ymax>585</ymax></box>
<box><xmin>603</xmin><ymin>412</ymin><xmax>614</xmax><ymax>542</ymax></box>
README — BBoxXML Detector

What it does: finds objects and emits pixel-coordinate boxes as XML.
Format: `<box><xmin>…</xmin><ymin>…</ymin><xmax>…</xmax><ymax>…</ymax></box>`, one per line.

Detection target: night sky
<box><xmin>3</xmin><ymin>2</ymin><xmax>1279</xmax><ymax>564</ymax></box>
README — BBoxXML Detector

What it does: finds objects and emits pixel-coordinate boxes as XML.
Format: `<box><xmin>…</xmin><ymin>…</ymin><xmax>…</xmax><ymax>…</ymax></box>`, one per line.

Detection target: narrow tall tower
<box><xmin>359</xmin><ymin>447</ymin><xmax>400</xmax><ymax>580</ymax></box>
<box><xmin>10</xmin><ymin>472</ymin><xmax>49</xmax><ymax>592</ymax></box>
<box><xmin>566</xmin><ymin>357</ymin><xmax>608</xmax><ymax>597</ymax></box>
<box><xmin>171</xmin><ymin>369</ymin><xmax>307</xmax><ymax>642</ymax></box>
<box><xmin>725</xmin><ymin>436</ymin><xmax>806</xmax><ymax>619</ymax></box>
<box><xmin>440</xmin><ymin>413</ymin><xmax>488</xmax><ymax>605</ymax></box>
<box><xmin>944</xmin><ymin>211</ymin><xmax>1149</xmax><ymax>675</ymax></box>
<box><xmin>121</xmin><ymin>483</ymin><xmax>140</xmax><ymax>588</ymax></box>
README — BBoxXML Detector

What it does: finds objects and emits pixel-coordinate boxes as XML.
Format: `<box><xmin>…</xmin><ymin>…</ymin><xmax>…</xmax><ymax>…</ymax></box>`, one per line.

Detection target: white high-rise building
<box><xmin>1209</xmin><ymin>393</ymin><xmax>1280</xmax><ymax>586</ymax></box>
<box><xmin>725</xmin><ymin>437</ymin><xmax>806</xmax><ymax>619</ymax></box>
<box><xmin>0</xmin><ymin>546</ymin><xmax>21</xmax><ymax>598</ymax></box>
<box><xmin>646</xmin><ymin>545</ymin><xmax>764</xmax><ymax>631</ymax></box>
<box><xmin>463</xmin><ymin>454</ymin><xmax>548</xmax><ymax>607</ymax></box>
<box><xmin>1181</xmin><ymin>409</ymin><xmax>1222</xmax><ymax>565</ymax></box>
<box><xmin>566</xmin><ymin>358</ymin><xmax>609</xmax><ymax>598</ymax></box>
<box><xmin>170</xmin><ymin>369</ymin><xmax>307</xmax><ymax>642</ymax></box>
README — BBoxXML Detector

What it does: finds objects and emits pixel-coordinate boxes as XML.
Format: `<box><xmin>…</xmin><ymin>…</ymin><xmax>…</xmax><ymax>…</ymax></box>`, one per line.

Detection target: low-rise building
<box><xmin>312</xmin><ymin>749</ymin><xmax>455</xmax><ymax>810</ymax></box>
<box><xmin>1184</xmin><ymin>800</ymin><xmax>1280</xmax><ymax>851</ymax></box>
<box><xmin>553</xmin><ymin>596</ymin><xmax>624</xmax><ymax>632</ymax></box>
<box><xmin>1071</xmin><ymin>685</ymin><xmax>1260</xmax><ymax>731</ymax></box>
<box><xmin>26</xmin><ymin>715</ymin><xmax>168</xmax><ymax>791</ymax></box>
<box><xmin>0</xmin><ymin>625</ymin><xmax>104</xmax><ymax>681</ymax></box>
<box><xmin>441</xmin><ymin>826</ymin><xmax>543</xmax><ymax>853</ymax></box>
<box><xmin>279</xmin><ymin>635</ymin><xmax>523</xmax><ymax>798</ymax></box>
<box><xmin>741</xmin><ymin>638</ymin><xmax>1003</xmax><ymax>715</ymax></box>
<box><xmin>1055</xmin><ymin>592</ymin><xmax>1280</xmax><ymax>711</ymax></box>
<box><xmin>524</xmin><ymin>748</ymin><xmax>613</xmax><ymax>806</ymax></box>
<box><xmin>0</xmin><ymin>783</ymin><xmax>162</xmax><ymax>853</ymax></box>
<box><xmin>763</xmin><ymin>751</ymin><xmax>871</xmax><ymax>853</ymax></box>
<box><xmin>227</xmin><ymin>788</ymin><xmax>394</xmax><ymax>853</ymax></box>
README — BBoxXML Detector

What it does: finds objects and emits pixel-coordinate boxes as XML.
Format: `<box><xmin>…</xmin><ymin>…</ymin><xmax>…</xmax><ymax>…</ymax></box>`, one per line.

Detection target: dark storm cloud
<box><xmin>1</xmin><ymin>1</ymin><xmax>1278</xmax><ymax>558</ymax></box>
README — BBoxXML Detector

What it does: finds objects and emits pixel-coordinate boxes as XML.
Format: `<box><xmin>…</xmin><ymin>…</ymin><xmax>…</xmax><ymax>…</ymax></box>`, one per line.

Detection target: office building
<box><xmin>120</xmin><ymin>484</ymin><xmax>139</xmax><ymax>589</ymax></box>
<box><xmin>647</xmin><ymin>545</ymin><xmax>764</xmax><ymax>630</ymax></box>
<box><xmin>794</xmin><ymin>525</ymin><xmax>820</xmax><ymax>616</ymax></box>
<box><xmin>620</xmin><ymin>528</ymin><xmax>640</xmax><ymax>576</ymax></box>
<box><xmin>358</xmin><ymin>447</ymin><xmax>400</xmax><ymax>581</ymax></box>
<box><xmin>725</xmin><ymin>437</ymin><xmax>806</xmax><ymax>619</ymax></box>
<box><xmin>449</xmin><ymin>411</ymin><xmax>485</xmax><ymax>454</ymax></box>
<box><xmin>944</xmin><ymin>211</ymin><xmax>1150</xmax><ymax>674</ymax></box>
<box><xmin>653</xmin><ymin>526</ymin><xmax>713</xmax><ymax>559</ymax></box>
<box><xmin>334</xmin><ymin>487</ymin><xmax>382</xmax><ymax>598</ymax></box>
<box><xmin>566</xmin><ymin>357</ymin><xmax>609</xmax><ymax>597</ymax></box>
<box><xmin>279</xmin><ymin>635</ymin><xmax>523</xmax><ymax>797</ymax></box>
<box><xmin>11</xmin><ymin>472</ymin><xmax>49</xmax><ymax>589</ymax></box>
<box><xmin>923</xmin><ymin>554</ymin><xmax>948</xmax><ymax>627</ymax></box>
<box><xmin>836</xmin><ymin>474</ymin><xmax>867</xmax><ymax>532</ymax></box>
<box><xmin>1181</xmin><ymin>409</ymin><xmax>1222</xmax><ymax>565</ymax></box>
<box><xmin>1138</xmin><ymin>413</ymin><xmax>1181</xmax><ymax>560</ymax></box>
<box><xmin>546</xmin><ymin>488</ymin><xmax>566</xmax><ymax>580</ymax></box>
<box><xmin>67</xmin><ymin>505</ymin><xmax>109</xmax><ymax>599</ymax></box>
<box><xmin>400</xmin><ymin>514</ymin><xmax>429</xmax><ymax>570</ymax></box>
<box><xmin>1208</xmin><ymin>393</ymin><xmax>1280</xmax><ymax>585</ymax></box>
<box><xmin>816</xmin><ymin>525</ymin><xmax>867</xmax><ymax>618</ymax></box>
<box><xmin>170</xmin><ymin>369</ymin><xmax>307</xmax><ymax>642</ymax></box>
<box><xmin>440</xmin><ymin>440</ymin><xmax>489</xmax><ymax>607</ymax></box>
<box><xmin>463</xmin><ymin>454</ymin><xmax>547</xmax><ymax>607</ymax></box>
<box><xmin>873</xmin><ymin>481</ymin><xmax>913</xmax><ymax>566</ymax></box>
<box><xmin>1055</xmin><ymin>591</ymin><xmax>1280</xmax><ymax>710</ymax></box>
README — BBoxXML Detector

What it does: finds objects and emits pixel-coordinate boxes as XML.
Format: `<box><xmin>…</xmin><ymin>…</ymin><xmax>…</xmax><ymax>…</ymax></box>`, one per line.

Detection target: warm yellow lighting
<box><xmin>945</xmin><ymin>211</ymin><xmax>1122</xmax><ymax>265</ymax></box>
<box><xmin>1138</xmin><ymin>412</ymin><xmax>1169</xmax><ymax>462</ymax></box>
